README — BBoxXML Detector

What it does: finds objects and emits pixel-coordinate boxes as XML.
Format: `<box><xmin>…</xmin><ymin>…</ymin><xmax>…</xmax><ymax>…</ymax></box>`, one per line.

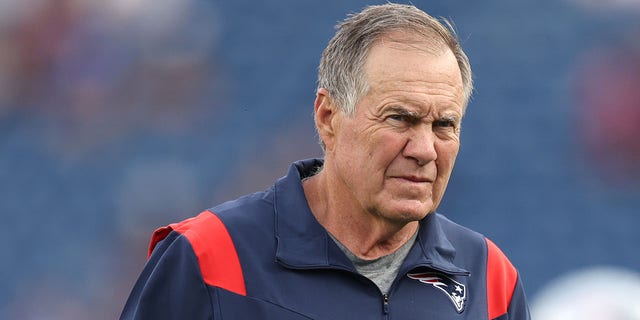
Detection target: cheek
<box><xmin>370</xmin><ymin>133</ymin><xmax>409</xmax><ymax>169</ymax></box>
<box><xmin>435</xmin><ymin>142</ymin><xmax>460</xmax><ymax>176</ymax></box>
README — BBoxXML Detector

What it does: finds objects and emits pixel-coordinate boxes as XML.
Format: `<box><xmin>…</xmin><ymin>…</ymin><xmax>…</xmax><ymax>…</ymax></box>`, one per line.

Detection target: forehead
<box><xmin>365</xmin><ymin>32</ymin><xmax>459</xmax><ymax>82</ymax></box>
<box><xmin>362</xmin><ymin>33</ymin><xmax>464</xmax><ymax>110</ymax></box>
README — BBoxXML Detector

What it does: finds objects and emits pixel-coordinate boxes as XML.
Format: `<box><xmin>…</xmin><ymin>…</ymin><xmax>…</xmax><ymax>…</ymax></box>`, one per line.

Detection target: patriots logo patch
<box><xmin>407</xmin><ymin>272</ymin><xmax>467</xmax><ymax>313</ymax></box>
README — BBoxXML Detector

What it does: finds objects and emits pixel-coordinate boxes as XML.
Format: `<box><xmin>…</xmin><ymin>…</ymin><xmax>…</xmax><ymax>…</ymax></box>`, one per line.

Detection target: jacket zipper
<box><xmin>382</xmin><ymin>293</ymin><xmax>390</xmax><ymax>319</ymax></box>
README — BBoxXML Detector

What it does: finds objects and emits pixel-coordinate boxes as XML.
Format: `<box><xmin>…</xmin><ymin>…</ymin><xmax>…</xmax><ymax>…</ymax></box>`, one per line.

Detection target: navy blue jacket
<box><xmin>121</xmin><ymin>159</ymin><xmax>530</xmax><ymax>319</ymax></box>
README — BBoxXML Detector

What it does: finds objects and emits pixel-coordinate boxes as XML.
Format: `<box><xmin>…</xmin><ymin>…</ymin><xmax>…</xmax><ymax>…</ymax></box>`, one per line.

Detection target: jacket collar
<box><xmin>274</xmin><ymin>159</ymin><xmax>468</xmax><ymax>275</ymax></box>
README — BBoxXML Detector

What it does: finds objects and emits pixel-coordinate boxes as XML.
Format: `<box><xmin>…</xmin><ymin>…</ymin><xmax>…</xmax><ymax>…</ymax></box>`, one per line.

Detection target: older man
<box><xmin>122</xmin><ymin>3</ymin><xmax>530</xmax><ymax>319</ymax></box>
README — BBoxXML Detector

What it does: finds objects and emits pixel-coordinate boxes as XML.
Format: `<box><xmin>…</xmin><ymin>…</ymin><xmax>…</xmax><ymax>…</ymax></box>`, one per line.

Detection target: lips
<box><xmin>392</xmin><ymin>175</ymin><xmax>433</xmax><ymax>183</ymax></box>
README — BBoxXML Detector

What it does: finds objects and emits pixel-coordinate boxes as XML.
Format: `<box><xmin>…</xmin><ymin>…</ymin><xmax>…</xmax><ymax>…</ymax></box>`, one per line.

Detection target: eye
<box><xmin>434</xmin><ymin>119</ymin><xmax>455</xmax><ymax>128</ymax></box>
<box><xmin>385</xmin><ymin>110</ymin><xmax>420</xmax><ymax>126</ymax></box>
<box><xmin>388</xmin><ymin>114</ymin><xmax>410</xmax><ymax>122</ymax></box>
<box><xmin>433</xmin><ymin>117</ymin><xmax>459</xmax><ymax>132</ymax></box>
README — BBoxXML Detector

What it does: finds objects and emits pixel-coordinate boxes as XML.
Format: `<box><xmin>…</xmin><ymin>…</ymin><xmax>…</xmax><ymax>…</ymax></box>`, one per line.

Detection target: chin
<box><xmin>384</xmin><ymin>202</ymin><xmax>433</xmax><ymax>223</ymax></box>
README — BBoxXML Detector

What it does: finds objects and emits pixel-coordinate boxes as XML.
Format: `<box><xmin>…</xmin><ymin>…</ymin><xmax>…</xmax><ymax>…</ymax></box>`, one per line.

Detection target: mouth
<box><xmin>392</xmin><ymin>175</ymin><xmax>434</xmax><ymax>183</ymax></box>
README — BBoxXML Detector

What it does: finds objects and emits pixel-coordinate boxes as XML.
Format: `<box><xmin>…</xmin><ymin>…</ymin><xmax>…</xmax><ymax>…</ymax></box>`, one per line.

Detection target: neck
<box><xmin>303</xmin><ymin>170</ymin><xmax>419</xmax><ymax>260</ymax></box>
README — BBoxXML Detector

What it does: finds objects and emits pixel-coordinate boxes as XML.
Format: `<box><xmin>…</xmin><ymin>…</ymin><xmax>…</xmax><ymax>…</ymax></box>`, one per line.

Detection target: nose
<box><xmin>402</xmin><ymin>126</ymin><xmax>438</xmax><ymax>166</ymax></box>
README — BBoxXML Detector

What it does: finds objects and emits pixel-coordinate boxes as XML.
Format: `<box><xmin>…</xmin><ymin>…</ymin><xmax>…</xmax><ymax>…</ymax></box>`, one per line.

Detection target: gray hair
<box><xmin>317</xmin><ymin>3</ymin><xmax>473</xmax><ymax>115</ymax></box>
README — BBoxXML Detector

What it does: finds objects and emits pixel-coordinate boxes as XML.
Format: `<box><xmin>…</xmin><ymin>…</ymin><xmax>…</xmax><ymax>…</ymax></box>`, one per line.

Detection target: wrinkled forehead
<box><xmin>363</xmin><ymin>30</ymin><xmax>460</xmax><ymax>88</ymax></box>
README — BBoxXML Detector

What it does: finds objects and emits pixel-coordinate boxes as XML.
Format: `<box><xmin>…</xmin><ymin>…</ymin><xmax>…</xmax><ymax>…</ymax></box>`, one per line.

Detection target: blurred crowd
<box><xmin>0</xmin><ymin>0</ymin><xmax>227</xmax><ymax>318</ymax></box>
<box><xmin>1</xmin><ymin>0</ymin><xmax>639</xmax><ymax>319</ymax></box>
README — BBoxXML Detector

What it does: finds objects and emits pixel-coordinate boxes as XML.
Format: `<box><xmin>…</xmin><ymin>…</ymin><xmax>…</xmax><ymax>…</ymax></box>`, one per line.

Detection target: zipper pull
<box><xmin>382</xmin><ymin>294</ymin><xmax>390</xmax><ymax>314</ymax></box>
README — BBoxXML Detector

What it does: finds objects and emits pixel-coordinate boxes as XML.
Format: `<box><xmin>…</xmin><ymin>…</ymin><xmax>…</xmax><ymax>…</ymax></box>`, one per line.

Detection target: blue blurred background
<box><xmin>1</xmin><ymin>0</ymin><xmax>639</xmax><ymax>318</ymax></box>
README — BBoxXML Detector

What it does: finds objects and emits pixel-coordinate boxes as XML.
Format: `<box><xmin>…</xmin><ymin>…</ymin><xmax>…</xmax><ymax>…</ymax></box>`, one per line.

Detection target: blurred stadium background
<box><xmin>1</xmin><ymin>0</ymin><xmax>639</xmax><ymax>318</ymax></box>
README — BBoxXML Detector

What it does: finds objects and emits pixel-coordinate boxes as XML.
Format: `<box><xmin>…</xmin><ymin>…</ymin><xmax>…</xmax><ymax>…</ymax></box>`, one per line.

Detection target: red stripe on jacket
<box><xmin>148</xmin><ymin>211</ymin><xmax>247</xmax><ymax>296</ymax></box>
<box><xmin>486</xmin><ymin>238</ymin><xmax>517</xmax><ymax>319</ymax></box>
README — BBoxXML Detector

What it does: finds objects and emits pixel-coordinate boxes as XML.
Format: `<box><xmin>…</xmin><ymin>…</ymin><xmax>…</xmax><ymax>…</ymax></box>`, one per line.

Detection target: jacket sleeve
<box><xmin>505</xmin><ymin>275</ymin><xmax>531</xmax><ymax>320</ymax></box>
<box><xmin>486</xmin><ymin>238</ymin><xmax>531</xmax><ymax>320</ymax></box>
<box><xmin>120</xmin><ymin>231</ymin><xmax>214</xmax><ymax>320</ymax></box>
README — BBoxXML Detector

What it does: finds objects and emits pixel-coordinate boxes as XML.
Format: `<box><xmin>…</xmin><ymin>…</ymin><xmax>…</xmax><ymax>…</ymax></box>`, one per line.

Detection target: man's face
<box><xmin>325</xmin><ymin>35</ymin><xmax>465</xmax><ymax>224</ymax></box>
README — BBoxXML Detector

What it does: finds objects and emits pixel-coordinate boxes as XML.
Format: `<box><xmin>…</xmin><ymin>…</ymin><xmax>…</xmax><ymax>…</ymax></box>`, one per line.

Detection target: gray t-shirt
<box><xmin>330</xmin><ymin>231</ymin><xmax>418</xmax><ymax>294</ymax></box>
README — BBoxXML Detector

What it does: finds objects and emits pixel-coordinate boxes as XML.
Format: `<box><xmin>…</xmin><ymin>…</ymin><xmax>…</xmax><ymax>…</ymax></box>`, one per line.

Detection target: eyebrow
<box><xmin>385</xmin><ymin>105</ymin><xmax>460</xmax><ymax>121</ymax></box>
<box><xmin>385</xmin><ymin>106</ymin><xmax>422</xmax><ymax>123</ymax></box>
<box><xmin>439</xmin><ymin>114</ymin><xmax>460</xmax><ymax>122</ymax></box>
<box><xmin>385</xmin><ymin>106</ymin><xmax>420</xmax><ymax>117</ymax></box>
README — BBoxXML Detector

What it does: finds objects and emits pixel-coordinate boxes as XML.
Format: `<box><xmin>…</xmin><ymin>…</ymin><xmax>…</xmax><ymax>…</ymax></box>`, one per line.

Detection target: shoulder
<box><xmin>212</xmin><ymin>189</ymin><xmax>274</xmax><ymax>214</ymax></box>
<box><xmin>148</xmin><ymin>211</ymin><xmax>226</xmax><ymax>257</ymax></box>
<box><xmin>484</xmin><ymin>237</ymin><xmax>519</xmax><ymax>319</ymax></box>
<box><xmin>433</xmin><ymin>213</ymin><xmax>487</xmax><ymax>256</ymax></box>
<box><xmin>210</xmin><ymin>189</ymin><xmax>276</xmax><ymax>226</ymax></box>
<box><xmin>435</xmin><ymin>213</ymin><xmax>517</xmax><ymax>273</ymax></box>
<box><xmin>435</xmin><ymin>214</ymin><xmax>522</xmax><ymax>318</ymax></box>
<box><xmin>434</xmin><ymin>214</ymin><xmax>522</xmax><ymax>318</ymax></box>
<box><xmin>145</xmin><ymin>190</ymin><xmax>276</xmax><ymax>292</ymax></box>
<box><xmin>434</xmin><ymin>214</ymin><xmax>516</xmax><ymax>268</ymax></box>
<box><xmin>148</xmin><ymin>211</ymin><xmax>247</xmax><ymax>296</ymax></box>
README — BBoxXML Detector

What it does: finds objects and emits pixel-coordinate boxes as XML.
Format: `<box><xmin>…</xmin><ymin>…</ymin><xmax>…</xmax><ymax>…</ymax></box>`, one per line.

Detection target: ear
<box><xmin>314</xmin><ymin>88</ymin><xmax>340</xmax><ymax>151</ymax></box>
